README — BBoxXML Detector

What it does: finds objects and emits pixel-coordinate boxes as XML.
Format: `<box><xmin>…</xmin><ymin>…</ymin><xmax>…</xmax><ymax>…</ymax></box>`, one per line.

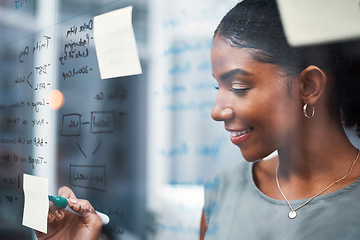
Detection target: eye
<box><xmin>229</xmin><ymin>88</ymin><xmax>250</xmax><ymax>94</ymax></box>
<box><xmin>228</xmin><ymin>83</ymin><xmax>250</xmax><ymax>95</ymax></box>
<box><xmin>214</xmin><ymin>86</ymin><xmax>219</xmax><ymax>91</ymax></box>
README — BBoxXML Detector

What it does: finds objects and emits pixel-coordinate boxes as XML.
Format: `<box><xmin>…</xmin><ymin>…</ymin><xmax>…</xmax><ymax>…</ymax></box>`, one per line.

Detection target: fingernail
<box><xmin>69</xmin><ymin>198</ymin><xmax>77</xmax><ymax>204</ymax></box>
<box><xmin>55</xmin><ymin>210</ymin><xmax>61</xmax><ymax>219</ymax></box>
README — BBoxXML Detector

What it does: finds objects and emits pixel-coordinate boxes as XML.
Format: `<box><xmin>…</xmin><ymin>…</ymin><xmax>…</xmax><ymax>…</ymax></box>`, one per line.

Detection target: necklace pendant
<box><xmin>288</xmin><ymin>210</ymin><xmax>297</xmax><ymax>219</ymax></box>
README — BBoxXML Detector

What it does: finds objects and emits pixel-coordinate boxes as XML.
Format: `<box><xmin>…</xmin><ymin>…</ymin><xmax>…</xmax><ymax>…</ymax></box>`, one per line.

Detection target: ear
<box><xmin>299</xmin><ymin>65</ymin><xmax>327</xmax><ymax>106</ymax></box>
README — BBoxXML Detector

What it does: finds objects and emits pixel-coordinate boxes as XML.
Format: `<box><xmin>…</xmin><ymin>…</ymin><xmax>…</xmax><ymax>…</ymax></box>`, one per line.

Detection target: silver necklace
<box><xmin>275</xmin><ymin>149</ymin><xmax>360</xmax><ymax>219</ymax></box>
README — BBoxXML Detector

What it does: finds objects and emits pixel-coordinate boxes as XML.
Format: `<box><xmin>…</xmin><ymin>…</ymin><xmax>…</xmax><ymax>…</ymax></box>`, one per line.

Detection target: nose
<box><xmin>211</xmin><ymin>96</ymin><xmax>234</xmax><ymax>121</ymax></box>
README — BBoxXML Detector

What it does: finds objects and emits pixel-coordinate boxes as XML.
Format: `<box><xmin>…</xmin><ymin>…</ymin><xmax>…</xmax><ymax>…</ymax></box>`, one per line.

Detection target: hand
<box><xmin>35</xmin><ymin>186</ymin><xmax>103</xmax><ymax>240</ymax></box>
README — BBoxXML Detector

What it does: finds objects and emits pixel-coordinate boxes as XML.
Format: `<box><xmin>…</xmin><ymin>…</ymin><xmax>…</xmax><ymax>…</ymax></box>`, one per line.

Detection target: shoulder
<box><xmin>204</xmin><ymin>160</ymin><xmax>251</xmax><ymax>192</ymax></box>
<box><xmin>203</xmin><ymin>161</ymin><xmax>252</xmax><ymax>225</ymax></box>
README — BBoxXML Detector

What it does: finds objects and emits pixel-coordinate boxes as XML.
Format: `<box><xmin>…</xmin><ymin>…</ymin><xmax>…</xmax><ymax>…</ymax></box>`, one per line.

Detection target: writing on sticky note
<box><xmin>22</xmin><ymin>174</ymin><xmax>49</xmax><ymax>234</ymax></box>
<box><xmin>276</xmin><ymin>0</ymin><xmax>360</xmax><ymax>46</ymax></box>
<box><xmin>94</xmin><ymin>6</ymin><xmax>142</xmax><ymax>79</ymax></box>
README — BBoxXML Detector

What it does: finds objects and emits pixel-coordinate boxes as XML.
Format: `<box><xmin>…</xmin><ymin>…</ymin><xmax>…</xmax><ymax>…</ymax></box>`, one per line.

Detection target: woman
<box><xmin>37</xmin><ymin>0</ymin><xmax>360</xmax><ymax>239</ymax></box>
<box><xmin>201</xmin><ymin>0</ymin><xmax>360</xmax><ymax>239</ymax></box>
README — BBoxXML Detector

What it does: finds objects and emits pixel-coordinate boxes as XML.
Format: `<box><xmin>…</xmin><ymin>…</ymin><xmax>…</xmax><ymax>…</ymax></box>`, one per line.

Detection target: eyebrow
<box><xmin>219</xmin><ymin>68</ymin><xmax>252</xmax><ymax>81</ymax></box>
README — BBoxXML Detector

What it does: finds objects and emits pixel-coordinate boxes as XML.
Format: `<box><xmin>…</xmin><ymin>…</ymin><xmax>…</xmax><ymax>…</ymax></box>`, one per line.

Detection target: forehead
<box><xmin>211</xmin><ymin>35</ymin><xmax>286</xmax><ymax>78</ymax></box>
<box><xmin>210</xmin><ymin>35</ymin><xmax>291</xmax><ymax>88</ymax></box>
<box><xmin>211</xmin><ymin>35</ymin><xmax>262</xmax><ymax>75</ymax></box>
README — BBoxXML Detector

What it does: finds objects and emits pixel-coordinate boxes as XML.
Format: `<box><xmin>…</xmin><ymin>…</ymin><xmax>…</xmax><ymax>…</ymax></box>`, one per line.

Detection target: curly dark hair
<box><xmin>214</xmin><ymin>0</ymin><xmax>360</xmax><ymax>137</ymax></box>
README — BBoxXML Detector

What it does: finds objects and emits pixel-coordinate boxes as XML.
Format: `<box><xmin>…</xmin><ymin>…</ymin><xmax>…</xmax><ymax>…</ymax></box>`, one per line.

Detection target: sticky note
<box><xmin>94</xmin><ymin>6</ymin><xmax>142</xmax><ymax>79</ymax></box>
<box><xmin>22</xmin><ymin>174</ymin><xmax>49</xmax><ymax>234</ymax></box>
<box><xmin>276</xmin><ymin>0</ymin><xmax>360</xmax><ymax>46</ymax></box>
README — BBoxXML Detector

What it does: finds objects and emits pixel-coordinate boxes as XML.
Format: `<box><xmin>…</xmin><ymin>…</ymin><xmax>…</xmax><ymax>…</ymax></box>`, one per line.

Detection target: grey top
<box><xmin>204</xmin><ymin>161</ymin><xmax>360</xmax><ymax>240</ymax></box>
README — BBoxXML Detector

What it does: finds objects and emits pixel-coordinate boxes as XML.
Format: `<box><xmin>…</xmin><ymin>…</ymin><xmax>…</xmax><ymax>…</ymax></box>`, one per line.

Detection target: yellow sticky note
<box><xmin>276</xmin><ymin>0</ymin><xmax>360</xmax><ymax>46</ymax></box>
<box><xmin>22</xmin><ymin>174</ymin><xmax>49</xmax><ymax>234</ymax></box>
<box><xmin>94</xmin><ymin>6</ymin><xmax>142</xmax><ymax>79</ymax></box>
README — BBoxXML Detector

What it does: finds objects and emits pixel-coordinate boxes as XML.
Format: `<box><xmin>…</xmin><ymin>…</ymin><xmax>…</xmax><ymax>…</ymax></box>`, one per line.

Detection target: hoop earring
<box><xmin>303</xmin><ymin>103</ymin><xmax>315</xmax><ymax>119</ymax></box>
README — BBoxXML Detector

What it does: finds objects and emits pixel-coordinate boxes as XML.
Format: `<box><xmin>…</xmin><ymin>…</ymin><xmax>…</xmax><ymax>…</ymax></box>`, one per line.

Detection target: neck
<box><xmin>276</xmin><ymin>117</ymin><xmax>358</xmax><ymax>189</ymax></box>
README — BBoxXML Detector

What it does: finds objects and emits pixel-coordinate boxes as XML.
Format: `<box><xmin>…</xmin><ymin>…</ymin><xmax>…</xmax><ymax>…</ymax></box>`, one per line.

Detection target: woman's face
<box><xmin>211</xmin><ymin>35</ymin><xmax>302</xmax><ymax>161</ymax></box>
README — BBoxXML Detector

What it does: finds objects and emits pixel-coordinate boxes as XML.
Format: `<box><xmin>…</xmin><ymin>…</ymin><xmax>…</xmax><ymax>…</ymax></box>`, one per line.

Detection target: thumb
<box><xmin>58</xmin><ymin>186</ymin><xmax>77</xmax><ymax>200</ymax></box>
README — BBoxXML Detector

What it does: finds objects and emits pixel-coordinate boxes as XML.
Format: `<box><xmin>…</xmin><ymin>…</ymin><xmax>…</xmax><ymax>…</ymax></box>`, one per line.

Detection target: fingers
<box><xmin>69</xmin><ymin>198</ymin><xmax>94</xmax><ymax>214</ymax></box>
<box><xmin>48</xmin><ymin>210</ymin><xmax>55</xmax><ymax>223</ymax></box>
<box><xmin>54</xmin><ymin>186</ymin><xmax>102</xmax><ymax>228</ymax></box>
<box><xmin>47</xmin><ymin>186</ymin><xmax>74</xmax><ymax>224</ymax></box>
<box><xmin>44</xmin><ymin>186</ymin><xmax>102</xmax><ymax>240</ymax></box>
<box><xmin>48</xmin><ymin>201</ymin><xmax>66</xmax><ymax>223</ymax></box>
<box><xmin>68</xmin><ymin>198</ymin><xmax>103</xmax><ymax>229</ymax></box>
<box><xmin>48</xmin><ymin>210</ymin><xmax>65</xmax><ymax>222</ymax></box>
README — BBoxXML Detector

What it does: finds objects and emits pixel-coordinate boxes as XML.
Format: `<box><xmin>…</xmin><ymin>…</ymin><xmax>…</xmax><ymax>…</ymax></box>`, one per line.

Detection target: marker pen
<box><xmin>48</xmin><ymin>195</ymin><xmax>110</xmax><ymax>225</ymax></box>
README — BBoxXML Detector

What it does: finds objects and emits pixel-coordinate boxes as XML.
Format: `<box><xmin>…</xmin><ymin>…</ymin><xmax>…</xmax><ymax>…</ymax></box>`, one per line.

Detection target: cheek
<box><xmin>249</xmin><ymin>90</ymin><xmax>298</xmax><ymax>131</ymax></box>
<box><xmin>265</xmin><ymin>98</ymin><xmax>301</xmax><ymax>143</ymax></box>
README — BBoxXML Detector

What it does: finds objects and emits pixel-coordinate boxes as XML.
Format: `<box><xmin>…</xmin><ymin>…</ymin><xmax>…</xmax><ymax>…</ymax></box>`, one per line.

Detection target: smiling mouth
<box><xmin>230</xmin><ymin>128</ymin><xmax>253</xmax><ymax>137</ymax></box>
<box><xmin>228</xmin><ymin>128</ymin><xmax>253</xmax><ymax>145</ymax></box>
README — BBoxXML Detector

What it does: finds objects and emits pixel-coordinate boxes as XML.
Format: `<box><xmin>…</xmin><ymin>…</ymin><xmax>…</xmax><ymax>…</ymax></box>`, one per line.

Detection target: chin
<box><xmin>239</xmin><ymin>147</ymin><xmax>275</xmax><ymax>162</ymax></box>
<box><xmin>239</xmin><ymin>150</ymin><xmax>259</xmax><ymax>162</ymax></box>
